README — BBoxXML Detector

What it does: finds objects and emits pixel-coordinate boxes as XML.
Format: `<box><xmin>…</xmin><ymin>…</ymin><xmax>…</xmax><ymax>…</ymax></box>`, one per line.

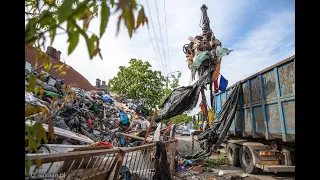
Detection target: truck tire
<box><xmin>226</xmin><ymin>143</ymin><xmax>240</xmax><ymax>166</ymax></box>
<box><xmin>239</xmin><ymin>145</ymin><xmax>260</xmax><ymax>174</ymax></box>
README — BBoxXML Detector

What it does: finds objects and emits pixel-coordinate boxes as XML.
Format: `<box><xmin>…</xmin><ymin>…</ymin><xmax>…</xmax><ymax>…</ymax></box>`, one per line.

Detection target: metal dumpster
<box><xmin>214</xmin><ymin>55</ymin><xmax>295</xmax><ymax>142</ymax></box>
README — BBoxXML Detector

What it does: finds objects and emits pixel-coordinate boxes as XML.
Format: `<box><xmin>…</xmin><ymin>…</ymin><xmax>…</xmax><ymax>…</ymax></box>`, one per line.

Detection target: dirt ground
<box><xmin>174</xmin><ymin>171</ymin><xmax>261</xmax><ymax>180</ymax></box>
<box><xmin>173</xmin><ymin>166</ymin><xmax>294</xmax><ymax>180</ymax></box>
<box><xmin>174</xmin><ymin>135</ymin><xmax>294</xmax><ymax>180</ymax></box>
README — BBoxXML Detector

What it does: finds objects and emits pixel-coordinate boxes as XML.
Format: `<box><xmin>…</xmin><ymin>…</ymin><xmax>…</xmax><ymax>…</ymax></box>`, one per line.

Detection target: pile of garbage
<box><xmin>25</xmin><ymin>69</ymin><xmax>155</xmax><ymax>148</ymax></box>
<box><xmin>173</xmin><ymin>156</ymin><xmax>255</xmax><ymax>180</ymax></box>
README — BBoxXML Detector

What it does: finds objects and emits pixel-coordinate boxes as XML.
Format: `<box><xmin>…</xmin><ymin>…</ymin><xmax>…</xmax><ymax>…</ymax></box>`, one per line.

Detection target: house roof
<box><xmin>25</xmin><ymin>46</ymin><xmax>96</xmax><ymax>91</ymax></box>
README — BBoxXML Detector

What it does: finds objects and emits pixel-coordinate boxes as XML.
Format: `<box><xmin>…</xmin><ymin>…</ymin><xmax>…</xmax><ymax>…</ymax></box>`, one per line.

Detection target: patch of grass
<box><xmin>204</xmin><ymin>154</ymin><xmax>231</xmax><ymax>167</ymax></box>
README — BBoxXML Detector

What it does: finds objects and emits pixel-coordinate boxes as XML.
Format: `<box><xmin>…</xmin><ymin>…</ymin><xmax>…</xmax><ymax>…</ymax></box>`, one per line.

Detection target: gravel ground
<box><xmin>174</xmin><ymin>170</ymin><xmax>261</xmax><ymax>180</ymax></box>
<box><xmin>174</xmin><ymin>135</ymin><xmax>294</xmax><ymax>180</ymax></box>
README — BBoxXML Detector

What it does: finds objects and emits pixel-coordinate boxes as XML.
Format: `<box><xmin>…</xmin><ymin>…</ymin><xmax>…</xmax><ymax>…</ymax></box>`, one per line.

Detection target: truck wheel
<box><xmin>226</xmin><ymin>143</ymin><xmax>240</xmax><ymax>166</ymax></box>
<box><xmin>239</xmin><ymin>145</ymin><xmax>260</xmax><ymax>174</ymax></box>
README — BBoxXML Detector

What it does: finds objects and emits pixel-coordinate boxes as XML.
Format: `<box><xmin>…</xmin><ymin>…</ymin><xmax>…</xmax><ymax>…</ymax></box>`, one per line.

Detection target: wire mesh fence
<box><xmin>26</xmin><ymin>138</ymin><xmax>177</xmax><ymax>180</ymax></box>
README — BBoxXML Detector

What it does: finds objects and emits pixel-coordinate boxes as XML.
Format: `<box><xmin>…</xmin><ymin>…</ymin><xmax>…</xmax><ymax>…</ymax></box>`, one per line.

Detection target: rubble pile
<box><xmin>25</xmin><ymin>69</ymin><xmax>153</xmax><ymax>148</ymax></box>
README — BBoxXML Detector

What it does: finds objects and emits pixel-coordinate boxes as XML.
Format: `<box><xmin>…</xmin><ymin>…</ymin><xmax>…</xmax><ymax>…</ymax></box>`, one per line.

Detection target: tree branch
<box><xmin>25</xmin><ymin>12</ymin><xmax>37</xmax><ymax>15</ymax></box>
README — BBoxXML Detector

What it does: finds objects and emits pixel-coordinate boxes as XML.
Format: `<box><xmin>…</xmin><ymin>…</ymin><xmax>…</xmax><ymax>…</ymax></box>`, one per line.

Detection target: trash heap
<box><xmin>25</xmin><ymin>68</ymin><xmax>154</xmax><ymax>148</ymax></box>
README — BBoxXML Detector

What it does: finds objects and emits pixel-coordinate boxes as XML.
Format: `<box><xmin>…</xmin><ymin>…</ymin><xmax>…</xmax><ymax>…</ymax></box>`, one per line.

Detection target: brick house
<box><xmin>25</xmin><ymin>46</ymin><xmax>95</xmax><ymax>91</ymax></box>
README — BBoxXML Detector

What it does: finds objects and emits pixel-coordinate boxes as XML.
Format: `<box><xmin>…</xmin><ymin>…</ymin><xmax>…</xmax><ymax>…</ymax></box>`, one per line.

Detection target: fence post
<box><xmin>192</xmin><ymin>133</ymin><xmax>194</xmax><ymax>153</ymax></box>
<box><xmin>113</xmin><ymin>150</ymin><xmax>125</xmax><ymax>180</ymax></box>
<box><xmin>170</xmin><ymin>124</ymin><xmax>176</xmax><ymax>137</ymax></box>
<box><xmin>170</xmin><ymin>138</ymin><xmax>178</xmax><ymax>179</ymax></box>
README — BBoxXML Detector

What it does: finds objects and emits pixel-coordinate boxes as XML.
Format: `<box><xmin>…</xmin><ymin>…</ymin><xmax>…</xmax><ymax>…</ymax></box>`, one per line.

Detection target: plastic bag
<box><xmin>157</xmin><ymin>69</ymin><xmax>212</xmax><ymax>121</ymax></box>
<box><xmin>101</xmin><ymin>94</ymin><xmax>115</xmax><ymax>103</ymax></box>
<box><xmin>53</xmin><ymin>116</ymin><xmax>70</xmax><ymax>131</ymax></box>
<box><xmin>136</xmin><ymin>105</ymin><xmax>148</xmax><ymax>117</ymax></box>
<box><xmin>218</xmin><ymin>170</ymin><xmax>226</xmax><ymax>176</ymax></box>
<box><xmin>152</xmin><ymin>123</ymin><xmax>162</xmax><ymax>142</ymax></box>
<box><xmin>93</xmin><ymin>102</ymin><xmax>99</xmax><ymax>115</ymax></box>
<box><xmin>25</xmin><ymin>92</ymin><xmax>47</xmax><ymax>108</ymax></box>
<box><xmin>120</xmin><ymin>110</ymin><xmax>129</xmax><ymax>124</ymax></box>
<box><xmin>191</xmin><ymin>51</ymin><xmax>211</xmax><ymax>70</ymax></box>
<box><xmin>215</xmin><ymin>46</ymin><xmax>232</xmax><ymax>62</ymax></box>
<box><xmin>44</xmin><ymin>91</ymin><xmax>59</xmax><ymax>98</ymax></box>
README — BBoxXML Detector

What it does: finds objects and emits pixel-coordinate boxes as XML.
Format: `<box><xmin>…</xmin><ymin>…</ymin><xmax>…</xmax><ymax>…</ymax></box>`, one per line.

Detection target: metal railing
<box><xmin>26</xmin><ymin>138</ymin><xmax>177</xmax><ymax>180</ymax></box>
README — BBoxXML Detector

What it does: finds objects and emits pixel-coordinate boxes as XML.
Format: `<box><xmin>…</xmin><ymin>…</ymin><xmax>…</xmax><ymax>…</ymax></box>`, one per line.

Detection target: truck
<box><xmin>214</xmin><ymin>55</ymin><xmax>295</xmax><ymax>174</ymax></box>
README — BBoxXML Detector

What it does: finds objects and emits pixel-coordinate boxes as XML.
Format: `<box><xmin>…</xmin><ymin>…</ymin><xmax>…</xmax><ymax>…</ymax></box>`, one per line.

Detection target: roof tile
<box><xmin>25</xmin><ymin>46</ymin><xmax>96</xmax><ymax>91</ymax></box>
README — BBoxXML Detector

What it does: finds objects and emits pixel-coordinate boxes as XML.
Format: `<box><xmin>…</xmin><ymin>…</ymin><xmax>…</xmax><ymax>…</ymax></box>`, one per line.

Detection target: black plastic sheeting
<box><xmin>183</xmin><ymin>81</ymin><xmax>241</xmax><ymax>161</ymax></box>
<box><xmin>156</xmin><ymin>70</ymin><xmax>212</xmax><ymax>121</ymax></box>
<box><xmin>153</xmin><ymin>141</ymin><xmax>172</xmax><ymax>180</ymax></box>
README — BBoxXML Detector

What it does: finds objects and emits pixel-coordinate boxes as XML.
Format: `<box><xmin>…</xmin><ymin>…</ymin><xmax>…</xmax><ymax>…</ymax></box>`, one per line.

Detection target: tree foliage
<box><xmin>108</xmin><ymin>58</ymin><xmax>167</xmax><ymax>109</ymax></box>
<box><xmin>165</xmin><ymin>113</ymin><xmax>193</xmax><ymax>125</ymax></box>
<box><xmin>168</xmin><ymin>72</ymin><xmax>181</xmax><ymax>90</ymax></box>
<box><xmin>162</xmin><ymin>72</ymin><xmax>181</xmax><ymax>105</ymax></box>
<box><xmin>25</xmin><ymin>0</ymin><xmax>148</xmax><ymax>59</ymax></box>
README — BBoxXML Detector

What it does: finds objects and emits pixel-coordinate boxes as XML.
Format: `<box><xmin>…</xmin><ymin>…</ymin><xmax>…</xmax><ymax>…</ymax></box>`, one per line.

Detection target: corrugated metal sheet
<box><xmin>25</xmin><ymin>46</ymin><xmax>95</xmax><ymax>91</ymax></box>
<box><xmin>214</xmin><ymin>55</ymin><xmax>295</xmax><ymax>142</ymax></box>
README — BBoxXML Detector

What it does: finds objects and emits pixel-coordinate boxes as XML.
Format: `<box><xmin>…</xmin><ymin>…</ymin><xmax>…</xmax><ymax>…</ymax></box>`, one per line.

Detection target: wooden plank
<box><xmin>73</xmin><ymin>146</ymin><xmax>113</xmax><ymax>152</ymax></box>
<box><xmin>118</xmin><ymin>132</ymin><xmax>147</xmax><ymax>142</ymax></box>
<box><xmin>25</xmin><ymin>121</ymin><xmax>94</xmax><ymax>144</ymax></box>
<box><xmin>188</xmin><ymin>36</ymin><xmax>201</xmax><ymax>44</ymax></box>
<box><xmin>113</xmin><ymin>153</ymin><xmax>124</xmax><ymax>180</ymax></box>
<box><xmin>170</xmin><ymin>139</ymin><xmax>177</xmax><ymax>179</ymax></box>
<box><xmin>104</xmin><ymin>155</ymin><xmax>119</xmax><ymax>180</ymax></box>
<box><xmin>27</xmin><ymin>139</ymin><xmax>178</xmax><ymax>179</ymax></box>
<box><xmin>27</xmin><ymin>138</ymin><xmax>178</xmax><ymax>164</ymax></box>
<box><xmin>27</xmin><ymin>149</ymin><xmax>120</xmax><ymax>164</ymax></box>
<box><xmin>120</xmin><ymin>143</ymin><xmax>156</xmax><ymax>153</ymax></box>
<box><xmin>144</xmin><ymin>109</ymin><xmax>157</xmax><ymax>143</ymax></box>
<box><xmin>77</xmin><ymin>156</ymin><xmax>118</xmax><ymax>180</ymax></box>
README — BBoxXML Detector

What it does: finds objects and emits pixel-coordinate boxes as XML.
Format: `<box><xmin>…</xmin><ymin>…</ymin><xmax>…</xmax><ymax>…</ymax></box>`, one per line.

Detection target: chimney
<box><xmin>102</xmin><ymin>81</ymin><xmax>106</xmax><ymax>87</ymax></box>
<box><xmin>96</xmin><ymin>78</ymin><xmax>101</xmax><ymax>87</ymax></box>
<box><xmin>46</xmin><ymin>46</ymin><xmax>61</xmax><ymax>60</ymax></box>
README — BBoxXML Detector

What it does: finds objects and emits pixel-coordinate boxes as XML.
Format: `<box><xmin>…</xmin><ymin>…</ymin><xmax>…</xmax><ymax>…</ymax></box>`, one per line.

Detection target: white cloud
<box><xmin>220</xmin><ymin>10</ymin><xmax>295</xmax><ymax>86</ymax></box>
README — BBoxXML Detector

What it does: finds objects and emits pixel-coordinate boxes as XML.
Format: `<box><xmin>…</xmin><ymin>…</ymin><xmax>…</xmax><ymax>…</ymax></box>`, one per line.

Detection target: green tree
<box><xmin>165</xmin><ymin>113</ymin><xmax>193</xmax><ymax>125</ymax></box>
<box><xmin>108</xmin><ymin>58</ymin><xmax>168</xmax><ymax>109</ymax></box>
<box><xmin>168</xmin><ymin>72</ymin><xmax>181</xmax><ymax>89</ymax></box>
<box><xmin>162</xmin><ymin>72</ymin><xmax>182</xmax><ymax>105</ymax></box>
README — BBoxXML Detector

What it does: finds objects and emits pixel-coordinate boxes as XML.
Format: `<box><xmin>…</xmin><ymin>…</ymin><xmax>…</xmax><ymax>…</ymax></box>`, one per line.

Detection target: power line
<box><xmin>162</xmin><ymin>0</ymin><xmax>172</xmax><ymax>73</ymax></box>
<box><xmin>146</xmin><ymin>25</ymin><xmax>162</xmax><ymax>74</ymax></box>
<box><xmin>154</xmin><ymin>0</ymin><xmax>169</xmax><ymax>74</ymax></box>
<box><xmin>145</xmin><ymin>0</ymin><xmax>167</xmax><ymax>75</ymax></box>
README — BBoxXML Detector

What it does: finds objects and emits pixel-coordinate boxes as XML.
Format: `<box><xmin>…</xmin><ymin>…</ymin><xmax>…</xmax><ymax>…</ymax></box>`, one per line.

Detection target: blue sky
<box><xmin>46</xmin><ymin>0</ymin><xmax>295</xmax><ymax>115</ymax></box>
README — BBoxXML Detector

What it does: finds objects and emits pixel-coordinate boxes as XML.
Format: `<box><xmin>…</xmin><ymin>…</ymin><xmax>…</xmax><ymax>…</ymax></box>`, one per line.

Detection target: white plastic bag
<box><xmin>218</xmin><ymin>170</ymin><xmax>226</xmax><ymax>176</ymax></box>
<box><xmin>152</xmin><ymin>122</ymin><xmax>162</xmax><ymax>142</ymax></box>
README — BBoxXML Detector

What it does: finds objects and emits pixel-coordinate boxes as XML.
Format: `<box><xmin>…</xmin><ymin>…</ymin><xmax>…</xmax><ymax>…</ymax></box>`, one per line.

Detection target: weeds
<box><xmin>204</xmin><ymin>154</ymin><xmax>231</xmax><ymax>167</ymax></box>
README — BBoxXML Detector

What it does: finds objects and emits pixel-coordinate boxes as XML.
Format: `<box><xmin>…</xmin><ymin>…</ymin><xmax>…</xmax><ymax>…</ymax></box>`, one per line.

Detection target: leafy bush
<box><xmin>204</xmin><ymin>154</ymin><xmax>231</xmax><ymax>167</ymax></box>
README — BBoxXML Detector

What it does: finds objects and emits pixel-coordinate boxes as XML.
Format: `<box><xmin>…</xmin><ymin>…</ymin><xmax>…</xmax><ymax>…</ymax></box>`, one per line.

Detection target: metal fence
<box><xmin>27</xmin><ymin>138</ymin><xmax>177</xmax><ymax>180</ymax></box>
